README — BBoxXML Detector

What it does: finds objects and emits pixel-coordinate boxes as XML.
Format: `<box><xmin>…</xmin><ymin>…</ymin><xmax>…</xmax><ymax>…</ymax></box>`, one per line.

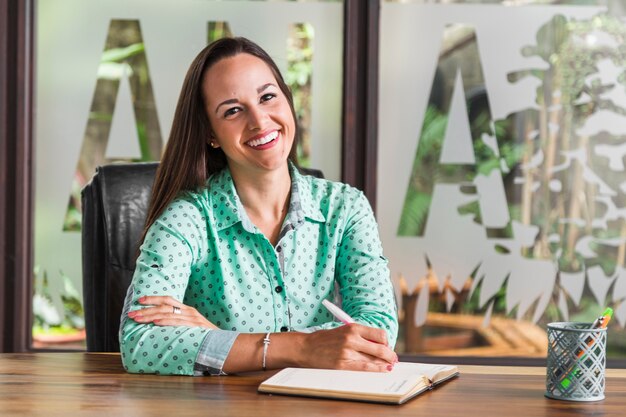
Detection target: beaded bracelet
<box><xmin>262</xmin><ymin>332</ymin><xmax>271</xmax><ymax>371</ymax></box>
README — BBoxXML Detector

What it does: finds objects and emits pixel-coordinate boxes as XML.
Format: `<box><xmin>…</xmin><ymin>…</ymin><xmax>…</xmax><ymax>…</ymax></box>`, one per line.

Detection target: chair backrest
<box><xmin>81</xmin><ymin>162</ymin><xmax>323</xmax><ymax>352</ymax></box>
<box><xmin>82</xmin><ymin>162</ymin><xmax>158</xmax><ymax>352</ymax></box>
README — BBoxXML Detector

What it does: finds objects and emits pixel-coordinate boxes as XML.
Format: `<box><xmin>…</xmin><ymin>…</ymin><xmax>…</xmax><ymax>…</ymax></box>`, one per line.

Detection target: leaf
<box><xmin>101</xmin><ymin>43</ymin><xmax>144</xmax><ymax>63</ymax></box>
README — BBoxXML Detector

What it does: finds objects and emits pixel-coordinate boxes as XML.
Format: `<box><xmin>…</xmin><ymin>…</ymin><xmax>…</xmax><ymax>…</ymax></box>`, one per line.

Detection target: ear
<box><xmin>207</xmin><ymin>131</ymin><xmax>220</xmax><ymax>148</ymax></box>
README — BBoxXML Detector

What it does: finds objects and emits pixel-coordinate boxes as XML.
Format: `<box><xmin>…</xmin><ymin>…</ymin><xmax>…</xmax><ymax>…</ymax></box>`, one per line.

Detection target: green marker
<box><xmin>559</xmin><ymin>307</ymin><xmax>613</xmax><ymax>390</ymax></box>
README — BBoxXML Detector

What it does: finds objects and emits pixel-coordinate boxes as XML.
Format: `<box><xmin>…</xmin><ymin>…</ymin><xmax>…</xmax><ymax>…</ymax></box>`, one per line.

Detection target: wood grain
<box><xmin>0</xmin><ymin>353</ymin><xmax>624</xmax><ymax>416</ymax></box>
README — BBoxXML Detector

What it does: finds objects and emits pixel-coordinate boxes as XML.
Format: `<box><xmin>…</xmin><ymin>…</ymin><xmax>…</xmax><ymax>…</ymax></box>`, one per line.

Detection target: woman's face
<box><xmin>202</xmin><ymin>53</ymin><xmax>296</xmax><ymax>175</ymax></box>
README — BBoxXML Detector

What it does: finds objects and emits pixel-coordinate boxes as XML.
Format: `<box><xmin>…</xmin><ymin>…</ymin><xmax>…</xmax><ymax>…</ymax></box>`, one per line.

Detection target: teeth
<box><xmin>248</xmin><ymin>131</ymin><xmax>278</xmax><ymax>147</ymax></box>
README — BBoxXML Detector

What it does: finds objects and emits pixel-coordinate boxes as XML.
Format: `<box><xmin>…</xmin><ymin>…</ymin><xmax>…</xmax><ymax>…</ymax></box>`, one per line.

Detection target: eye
<box><xmin>223</xmin><ymin>107</ymin><xmax>242</xmax><ymax>118</ymax></box>
<box><xmin>260</xmin><ymin>93</ymin><xmax>276</xmax><ymax>103</ymax></box>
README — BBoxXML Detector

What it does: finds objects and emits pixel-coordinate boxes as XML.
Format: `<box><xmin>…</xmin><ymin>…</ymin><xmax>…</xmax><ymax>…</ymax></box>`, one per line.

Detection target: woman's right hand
<box><xmin>297</xmin><ymin>324</ymin><xmax>398</xmax><ymax>372</ymax></box>
<box><xmin>128</xmin><ymin>295</ymin><xmax>219</xmax><ymax>330</ymax></box>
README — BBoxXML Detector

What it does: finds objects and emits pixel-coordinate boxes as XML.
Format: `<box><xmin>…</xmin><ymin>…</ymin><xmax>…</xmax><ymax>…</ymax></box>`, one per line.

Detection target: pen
<box><xmin>322</xmin><ymin>299</ymin><xmax>394</xmax><ymax>354</ymax></box>
<box><xmin>559</xmin><ymin>307</ymin><xmax>613</xmax><ymax>389</ymax></box>
<box><xmin>322</xmin><ymin>299</ymin><xmax>355</xmax><ymax>325</ymax></box>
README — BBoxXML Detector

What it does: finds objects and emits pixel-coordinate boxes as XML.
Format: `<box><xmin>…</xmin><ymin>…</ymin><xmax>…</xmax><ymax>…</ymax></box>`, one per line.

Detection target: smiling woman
<box><xmin>119</xmin><ymin>37</ymin><xmax>398</xmax><ymax>376</ymax></box>
<box><xmin>203</xmin><ymin>53</ymin><xmax>296</xmax><ymax>188</ymax></box>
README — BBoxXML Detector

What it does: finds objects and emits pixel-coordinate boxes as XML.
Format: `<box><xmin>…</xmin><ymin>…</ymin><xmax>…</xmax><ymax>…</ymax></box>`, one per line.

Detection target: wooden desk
<box><xmin>1</xmin><ymin>353</ymin><xmax>625</xmax><ymax>416</ymax></box>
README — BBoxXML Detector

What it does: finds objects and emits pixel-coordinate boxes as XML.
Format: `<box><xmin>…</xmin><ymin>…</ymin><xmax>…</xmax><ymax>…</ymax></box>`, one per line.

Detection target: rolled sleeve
<box><xmin>193</xmin><ymin>330</ymin><xmax>240</xmax><ymax>376</ymax></box>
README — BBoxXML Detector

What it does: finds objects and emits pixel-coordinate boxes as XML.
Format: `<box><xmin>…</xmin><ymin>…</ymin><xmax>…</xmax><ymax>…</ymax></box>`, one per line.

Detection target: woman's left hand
<box><xmin>128</xmin><ymin>296</ymin><xmax>218</xmax><ymax>329</ymax></box>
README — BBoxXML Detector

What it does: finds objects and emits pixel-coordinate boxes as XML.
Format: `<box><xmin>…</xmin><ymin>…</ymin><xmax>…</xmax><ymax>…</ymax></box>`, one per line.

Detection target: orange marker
<box><xmin>559</xmin><ymin>307</ymin><xmax>613</xmax><ymax>389</ymax></box>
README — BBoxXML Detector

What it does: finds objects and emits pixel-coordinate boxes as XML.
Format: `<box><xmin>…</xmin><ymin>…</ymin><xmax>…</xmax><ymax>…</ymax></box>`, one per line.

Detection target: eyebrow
<box><xmin>214</xmin><ymin>83</ymin><xmax>278</xmax><ymax>114</ymax></box>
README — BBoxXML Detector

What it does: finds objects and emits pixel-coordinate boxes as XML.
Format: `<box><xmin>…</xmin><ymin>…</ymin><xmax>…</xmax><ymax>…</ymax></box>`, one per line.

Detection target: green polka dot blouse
<box><xmin>120</xmin><ymin>163</ymin><xmax>398</xmax><ymax>375</ymax></box>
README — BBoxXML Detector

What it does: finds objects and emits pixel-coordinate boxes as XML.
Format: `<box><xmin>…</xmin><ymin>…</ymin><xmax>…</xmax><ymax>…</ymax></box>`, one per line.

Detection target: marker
<box><xmin>589</xmin><ymin>308</ymin><xmax>613</xmax><ymax>330</ymax></box>
<box><xmin>559</xmin><ymin>307</ymin><xmax>613</xmax><ymax>389</ymax></box>
<box><xmin>322</xmin><ymin>299</ymin><xmax>355</xmax><ymax>325</ymax></box>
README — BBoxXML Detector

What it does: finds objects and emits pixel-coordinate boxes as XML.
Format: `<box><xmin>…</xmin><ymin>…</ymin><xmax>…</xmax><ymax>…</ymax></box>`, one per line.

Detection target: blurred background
<box><xmin>2</xmin><ymin>0</ymin><xmax>625</xmax><ymax>363</ymax></box>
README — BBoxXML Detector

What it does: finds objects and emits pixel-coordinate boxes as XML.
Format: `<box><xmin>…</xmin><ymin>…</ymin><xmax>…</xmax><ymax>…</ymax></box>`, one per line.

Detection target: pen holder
<box><xmin>545</xmin><ymin>322</ymin><xmax>607</xmax><ymax>402</ymax></box>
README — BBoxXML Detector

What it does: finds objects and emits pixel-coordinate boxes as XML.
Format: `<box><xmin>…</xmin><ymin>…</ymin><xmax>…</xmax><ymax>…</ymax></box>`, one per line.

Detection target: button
<box><xmin>280</xmin><ymin>326</ymin><xmax>289</xmax><ymax>332</ymax></box>
<box><xmin>275</xmin><ymin>286</ymin><xmax>283</xmax><ymax>293</ymax></box>
<box><xmin>276</xmin><ymin>246</ymin><xmax>282</xmax><ymax>253</ymax></box>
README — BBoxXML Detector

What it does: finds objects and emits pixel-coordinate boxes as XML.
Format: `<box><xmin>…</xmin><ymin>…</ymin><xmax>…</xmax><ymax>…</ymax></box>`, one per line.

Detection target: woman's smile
<box><xmin>246</xmin><ymin>130</ymin><xmax>279</xmax><ymax>149</ymax></box>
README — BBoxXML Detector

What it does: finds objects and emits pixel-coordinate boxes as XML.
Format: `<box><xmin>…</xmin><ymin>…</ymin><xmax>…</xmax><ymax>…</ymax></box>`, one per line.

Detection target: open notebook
<box><xmin>258</xmin><ymin>362</ymin><xmax>459</xmax><ymax>404</ymax></box>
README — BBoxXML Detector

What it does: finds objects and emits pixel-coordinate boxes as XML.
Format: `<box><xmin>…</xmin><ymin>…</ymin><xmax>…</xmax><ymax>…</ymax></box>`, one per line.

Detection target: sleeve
<box><xmin>119</xmin><ymin>196</ymin><xmax>238</xmax><ymax>375</ymax></box>
<box><xmin>333</xmin><ymin>190</ymin><xmax>399</xmax><ymax>348</ymax></box>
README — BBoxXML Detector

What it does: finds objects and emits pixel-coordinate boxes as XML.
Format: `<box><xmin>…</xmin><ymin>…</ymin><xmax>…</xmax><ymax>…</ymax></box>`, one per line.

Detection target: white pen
<box><xmin>322</xmin><ymin>299</ymin><xmax>355</xmax><ymax>325</ymax></box>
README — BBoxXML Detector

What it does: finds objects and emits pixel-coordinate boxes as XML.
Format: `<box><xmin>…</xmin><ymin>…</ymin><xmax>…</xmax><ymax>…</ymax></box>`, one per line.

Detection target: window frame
<box><xmin>0</xmin><ymin>0</ymin><xmax>34</xmax><ymax>353</ymax></box>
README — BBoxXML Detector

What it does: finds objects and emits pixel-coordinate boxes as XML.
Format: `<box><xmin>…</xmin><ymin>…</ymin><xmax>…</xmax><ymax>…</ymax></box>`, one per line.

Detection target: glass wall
<box><xmin>379</xmin><ymin>0</ymin><xmax>626</xmax><ymax>359</ymax></box>
<box><xmin>34</xmin><ymin>0</ymin><xmax>626</xmax><ymax>360</ymax></box>
<box><xmin>33</xmin><ymin>0</ymin><xmax>343</xmax><ymax>349</ymax></box>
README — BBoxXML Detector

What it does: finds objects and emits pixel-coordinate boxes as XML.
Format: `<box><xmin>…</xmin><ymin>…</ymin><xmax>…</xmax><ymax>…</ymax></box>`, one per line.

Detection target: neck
<box><xmin>229</xmin><ymin>163</ymin><xmax>292</xmax><ymax>221</ymax></box>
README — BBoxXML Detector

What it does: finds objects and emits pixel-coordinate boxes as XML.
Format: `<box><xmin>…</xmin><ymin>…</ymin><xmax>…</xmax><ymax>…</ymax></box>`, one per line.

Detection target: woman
<box><xmin>120</xmin><ymin>37</ymin><xmax>398</xmax><ymax>376</ymax></box>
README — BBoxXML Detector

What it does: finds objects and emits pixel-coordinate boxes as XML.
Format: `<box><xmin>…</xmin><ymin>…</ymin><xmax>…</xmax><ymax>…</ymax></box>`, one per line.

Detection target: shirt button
<box><xmin>276</xmin><ymin>246</ymin><xmax>282</xmax><ymax>252</ymax></box>
<box><xmin>275</xmin><ymin>286</ymin><xmax>283</xmax><ymax>293</ymax></box>
<box><xmin>280</xmin><ymin>326</ymin><xmax>289</xmax><ymax>332</ymax></box>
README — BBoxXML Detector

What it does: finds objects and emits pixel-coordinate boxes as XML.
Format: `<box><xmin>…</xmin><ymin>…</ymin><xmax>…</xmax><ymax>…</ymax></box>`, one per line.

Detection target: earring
<box><xmin>210</xmin><ymin>141</ymin><xmax>218</xmax><ymax>149</ymax></box>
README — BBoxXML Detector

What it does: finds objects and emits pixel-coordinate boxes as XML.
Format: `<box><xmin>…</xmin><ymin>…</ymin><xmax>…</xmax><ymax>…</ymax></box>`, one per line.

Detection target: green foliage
<box><xmin>398</xmin><ymin>14</ymin><xmax>626</xmax><ymax>353</ymax></box>
<box><xmin>208</xmin><ymin>21</ymin><xmax>233</xmax><ymax>44</ymax></box>
<box><xmin>60</xmin><ymin>271</ymin><xmax>85</xmax><ymax>329</ymax></box>
<box><xmin>286</xmin><ymin>23</ymin><xmax>314</xmax><ymax>167</ymax></box>
<box><xmin>62</xmin><ymin>175</ymin><xmax>83</xmax><ymax>232</ymax></box>
<box><xmin>32</xmin><ymin>266</ymin><xmax>84</xmax><ymax>332</ymax></box>
<box><xmin>397</xmin><ymin>105</ymin><xmax>447</xmax><ymax>235</ymax></box>
<box><xmin>101</xmin><ymin>43</ymin><xmax>144</xmax><ymax>63</ymax></box>
<box><xmin>461</xmin><ymin>275</ymin><xmax>508</xmax><ymax>316</ymax></box>
<box><xmin>398</xmin><ymin>99</ymin><xmax>526</xmax><ymax>235</ymax></box>
<box><xmin>397</xmin><ymin>191</ymin><xmax>431</xmax><ymax>236</ymax></box>
<box><xmin>33</xmin><ymin>267</ymin><xmax>60</xmax><ymax>329</ymax></box>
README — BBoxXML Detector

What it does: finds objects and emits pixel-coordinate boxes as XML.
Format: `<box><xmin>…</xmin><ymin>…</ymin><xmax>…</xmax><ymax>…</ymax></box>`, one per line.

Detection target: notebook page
<box><xmin>262</xmin><ymin>363</ymin><xmax>436</xmax><ymax>395</ymax></box>
<box><xmin>395</xmin><ymin>363</ymin><xmax>457</xmax><ymax>382</ymax></box>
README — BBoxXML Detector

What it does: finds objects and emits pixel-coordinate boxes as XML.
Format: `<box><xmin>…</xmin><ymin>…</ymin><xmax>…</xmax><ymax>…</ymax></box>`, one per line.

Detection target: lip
<box><xmin>245</xmin><ymin>129</ymin><xmax>280</xmax><ymax>150</ymax></box>
<box><xmin>247</xmin><ymin>130</ymin><xmax>277</xmax><ymax>142</ymax></box>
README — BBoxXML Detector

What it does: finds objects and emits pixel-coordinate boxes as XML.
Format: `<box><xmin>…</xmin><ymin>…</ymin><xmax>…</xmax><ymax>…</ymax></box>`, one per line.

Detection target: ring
<box><xmin>173</xmin><ymin>306</ymin><xmax>182</xmax><ymax>315</ymax></box>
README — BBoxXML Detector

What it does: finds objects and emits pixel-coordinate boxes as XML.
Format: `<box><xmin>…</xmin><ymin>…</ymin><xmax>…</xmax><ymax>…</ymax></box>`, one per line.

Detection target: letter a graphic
<box><xmin>64</xmin><ymin>20</ymin><xmax>163</xmax><ymax>231</ymax></box>
<box><xmin>397</xmin><ymin>24</ymin><xmax>510</xmax><ymax>238</ymax></box>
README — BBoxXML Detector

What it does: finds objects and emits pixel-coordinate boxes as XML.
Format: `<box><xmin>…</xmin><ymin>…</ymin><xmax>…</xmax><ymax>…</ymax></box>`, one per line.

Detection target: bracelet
<box><xmin>262</xmin><ymin>332</ymin><xmax>271</xmax><ymax>371</ymax></box>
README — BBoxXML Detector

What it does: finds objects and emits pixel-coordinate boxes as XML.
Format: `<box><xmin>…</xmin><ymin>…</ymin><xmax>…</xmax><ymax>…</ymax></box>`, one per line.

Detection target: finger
<box><xmin>351</xmin><ymin>331</ymin><xmax>396</xmax><ymax>364</ymax></box>
<box><xmin>138</xmin><ymin>295</ymin><xmax>184</xmax><ymax>307</ymax></box>
<box><xmin>357</xmin><ymin>341</ymin><xmax>396</xmax><ymax>365</ymax></box>
<box><xmin>152</xmin><ymin>317</ymin><xmax>196</xmax><ymax>326</ymax></box>
<box><xmin>341</xmin><ymin>355</ymin><xmax>392</xmax><ymax>373</ymax></box>
<box><xmin>130</xmin><ymin>308</ymin><xmax>219</xmax><ymax>330</ymax></box>
<box><xmin>152</xmin><ymin>317</ymin><xmax>218</xmax><ymax>329</ymax></box>
<box><xmin>355</xmin><ymin>325</ymin><xmax>388</xmax><ymax>346</ymax></box>
<box><xmin>130</xmin><ymin>304</ymin><xmax>187</xmax><ymax>320</ymax></box>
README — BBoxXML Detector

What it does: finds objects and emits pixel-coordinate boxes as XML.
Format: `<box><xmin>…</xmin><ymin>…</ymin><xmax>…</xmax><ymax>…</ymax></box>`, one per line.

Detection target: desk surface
<box><xmin>1</xmin><ymin>353</ymin><xmax>625</xmax><ymax>416</ymax></box>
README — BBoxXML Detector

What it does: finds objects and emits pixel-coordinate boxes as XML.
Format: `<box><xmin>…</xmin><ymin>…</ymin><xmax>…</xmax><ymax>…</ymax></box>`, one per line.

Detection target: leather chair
<box><xmin>81</xmin><ymin>162</ymin><xmax>323</xmax><ymax>352</ymax></box>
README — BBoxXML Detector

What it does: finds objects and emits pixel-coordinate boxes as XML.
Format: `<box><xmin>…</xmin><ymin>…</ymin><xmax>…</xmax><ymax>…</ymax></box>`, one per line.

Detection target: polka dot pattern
<box><xmin>120</xmin><ymin>164</ymin><xmax>398</xmax><ymax>375</ymax></box>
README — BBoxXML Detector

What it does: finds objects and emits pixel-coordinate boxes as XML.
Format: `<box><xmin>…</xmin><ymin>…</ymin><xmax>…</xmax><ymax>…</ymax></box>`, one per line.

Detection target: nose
<box><xmin>247</xmin><ymin>106</ymin><xmax>268</xmax><ymax>130</ymax></box>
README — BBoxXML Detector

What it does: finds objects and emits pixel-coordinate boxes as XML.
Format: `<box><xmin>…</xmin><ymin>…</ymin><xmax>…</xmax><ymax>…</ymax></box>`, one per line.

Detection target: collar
<box><xmin>206</xmin><ymin>168</ymin><xmax>246</xmax><ymax>232</ymax></box>
<box><xmin>208</xmin><ymin>162</ymin><xmax>326</xmax><ymax>233</ymax></box>
<box><xmin>287</xmin><ymin>161</ymin><xmax>326</xmax><ymax>225</ymax></box>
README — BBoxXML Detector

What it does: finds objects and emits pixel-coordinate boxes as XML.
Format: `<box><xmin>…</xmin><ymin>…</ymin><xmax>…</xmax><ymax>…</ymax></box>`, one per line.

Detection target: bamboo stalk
<box><xmin>398</xmin><ymin>273</ymin><xmax>409</xmax><ymax>296</ymax></box>
<box><xmin>539</xmin><ymin>74</ymin><xmax>561</xmax><ymax>259</ymax></box>
<box><xmin>617</xmin><ymin>222</ymin><xmax>626</xmax><ymax>268</ymax></box>
<box><xmin>521</xmin><ymin>116</ymin><xmax>534</xmax><ymax>257</ymax></box>
<box><xmin>565</xmin><ymin>132</ymin><xmax>585</xmax><ymax>264</ymax></box>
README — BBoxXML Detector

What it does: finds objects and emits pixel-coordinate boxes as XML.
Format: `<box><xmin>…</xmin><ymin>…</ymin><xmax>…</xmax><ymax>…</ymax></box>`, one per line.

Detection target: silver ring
<box><xmin>173</xmin><ymin>306</ymin><xmax>182</xmax><ymax>315</ymax></box>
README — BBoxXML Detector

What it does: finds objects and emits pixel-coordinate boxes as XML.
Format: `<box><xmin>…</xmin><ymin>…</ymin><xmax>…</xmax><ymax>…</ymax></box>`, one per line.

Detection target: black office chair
<box><xmin>81</xmin><ymin>162</ymin><xmax>323</xmax><ymax>352</ymax></box>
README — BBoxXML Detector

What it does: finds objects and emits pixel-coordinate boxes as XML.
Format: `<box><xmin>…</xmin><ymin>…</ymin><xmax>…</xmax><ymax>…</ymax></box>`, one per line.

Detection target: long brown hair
<box><xmin>141</xmin><ymin>37</ymin><xmax>300</xmax><ymax>244</ymax></box>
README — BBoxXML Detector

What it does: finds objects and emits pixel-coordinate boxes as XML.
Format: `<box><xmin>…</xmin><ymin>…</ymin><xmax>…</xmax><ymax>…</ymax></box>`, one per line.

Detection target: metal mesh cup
<box><xmin>545</xmin><ymin>322</ymin><xmax>607</xmax><ymax>402</ymax></box>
